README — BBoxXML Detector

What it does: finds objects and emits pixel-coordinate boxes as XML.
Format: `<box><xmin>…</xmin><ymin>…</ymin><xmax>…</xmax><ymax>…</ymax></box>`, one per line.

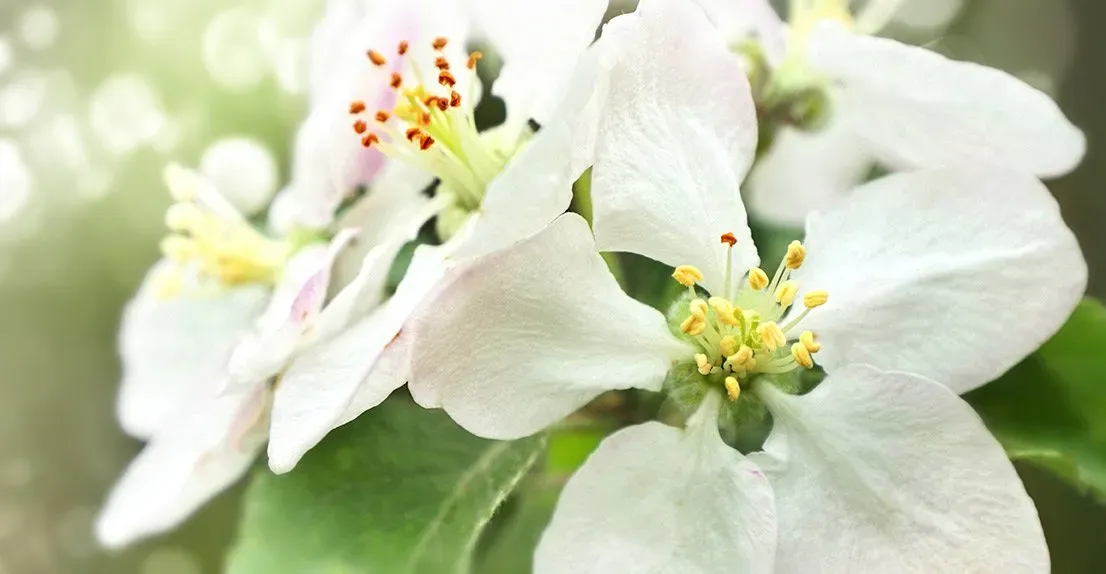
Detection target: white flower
<box><xmin>96</xmin><ymin>161</ymin><xmax>425</xmax><ymax>547</ymax></box>
<box><xmin>257</xmin><ymin>0</ymin><xmax>615</xmax><ymax>473</ymax></box>
<box><xmin>695</xmin><ymin>0</ymin><xmax>1086</xmax><ymax>225</ymax></box>
<box><xmin>404</xmin><ymin>0</ymin><xmax>1085</xmax><ymax>569</ymax></box>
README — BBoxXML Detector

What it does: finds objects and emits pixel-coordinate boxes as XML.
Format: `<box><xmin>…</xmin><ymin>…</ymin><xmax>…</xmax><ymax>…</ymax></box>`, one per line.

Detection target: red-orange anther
<box><xmin>721</xmin><ymin>232</ymin><xmax>737</xmax><ymax>246</ymax></box>
<box><xmin>432</xmin><ymin>37</ymin><xmax>448</xmax><ymax>50</ymax></box>
<box><xmin>466</xmin><ymin>51</ymin><xmax>483</xmax><ymax>70</ymax></box>
<box><xmin>390</xmin><ymin>73</ymin><xmax>403</xmax><ymax>89</ymax></box>
<box><xmin>361</xmin><ymin>133</ymin><xmax>380</xmax><ymax>147</ymax></box>
<box><xmin>418</xmin><ymin>112</ymin><xmax>432</xmax><ymax>126</ymax></box>
<box><xmin>438</xmin><ymin>70</ymin><xmax>456</xmax><ymax>87</ymax></box>
<box><xmin>449</xmin><ymin>91</ymin><xmax>462</xmax><ymax>107</ymax></box>
<box><xmin>405</xmin><ymin>127</ymin><xmax>422</xmax><ymax>142</ymax></box>
<box><xmin>375</xmin><ymin>110</ymin><xmax>390</xmax><ymax>123</ymax></box>
<box><xmin>435</xmin><ymin>56</ymin><xmax>450</xmax><ymax>70</ymax></box>
<box><xmin>353</xmin><ymin>120</ymin><xmax>367</xmax><ymax>134</ymax></box>
<box><xmin>420</xmin><ymin>135</ymin><xmax>436</xmax><ymax>150</ymax></box>
<box><xmin>397</xmin><ymin>41</ymin><xmax>409</xmax><ymax>55</ymax></box>
<box><xmin>367</xmin><ymin>50</ymin><xmax>387</xmax><ymax>66</ymax></box>
<box><xmin>434</xmin><ymin>97</ymin><xmax>448</xmax><ymax>111</ymax></box>
<box><xmin>349</xmin><ymin>100</ymin><xmax>366</xmax><ymax>114</ymax></box>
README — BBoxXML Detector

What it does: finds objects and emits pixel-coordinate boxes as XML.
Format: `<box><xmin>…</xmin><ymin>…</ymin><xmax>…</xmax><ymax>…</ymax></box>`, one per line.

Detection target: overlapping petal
<box><xmin>753</xmin><ymin>365</ymin><xmax>1049</xmax><ymax>572</ymax></box>
<box><xmin>793</xmin><ymin>168</ymin><xmax>1085</xmax><ymax>394</ymax></box>
<box><xmin>590</xmin><ymin>0</ymin><xmax>759</xmax><ymax>295</ymax></box>
<box><xmin>408</xmin><ymin>214</ymin><xmax>687</xmax><ymax>440</ymax></box>
<box><xmin>693</xmin><ymin>0</ymin><xmax>787</xmax><ymax>64</ymax></box>
<box><xmin>535</xmin><ymin>392</ymin><xmax>777</xmax><ymax>574</ymax></box>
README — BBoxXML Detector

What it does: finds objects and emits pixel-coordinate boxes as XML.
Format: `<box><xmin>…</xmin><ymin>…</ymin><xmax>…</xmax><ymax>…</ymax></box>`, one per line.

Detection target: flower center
<box><xmin>153</xmin><ymin>165</ymin><xmax>293</xmax><ymax>299</ymax></box>
<box><xmin>671</xmin><ymin>234</ymin><xmax>828</xmax><ymax>402</ymax></box>
<box><xmin>348</xmin><ymin>38</ymin><xmax>526</xmax><ymax>214</ymax></box>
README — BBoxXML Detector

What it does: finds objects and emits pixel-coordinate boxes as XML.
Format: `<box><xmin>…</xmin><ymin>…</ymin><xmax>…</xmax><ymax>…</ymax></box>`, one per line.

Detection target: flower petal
<box><xmin>96</xmin><ymin>384</ymin><xmax>268</xmax><ymax>549</ymax></box>
<box><xmin>470</xmin><ymin>0</ymin><xmax>607</xmax><ymax>127</ymax></box>
<box><xmin>408</xmin><ymin>213</ymin><xmax>688</xmax><ymax>440</ymax></box>
<box><xmin>693</xmin><ymin>0</ymin><xmax>787</xmax><ymax>65</ymax></box>
<box><xmin>808</xmin><ymin>22</ymin><xmax>1085</xmax><ymax>178</ymax></box>
<box><xmin>590</xmin><ymin>0</ymin><xmax>759</xmax><ymax>295</ymax></box>
<box><xmin>752</xmin><ymin>365</ymin><xmax>1049</xmax><ymax>572</ymax></box>
<box><xmin>449</xmin><ymin>36</ymin><xmax>609</xmax><ymax>261</ymax></box>
<box><xmin>117</xmin><ymin>261</ymin><xmax>268</xmax><ymax>438</ymax></box>
<box><xmin>746</xmin><ymin>117</ymin><xmax>872</xmax><ymax>226</ymax></box>
<box><xmin>794</xmin><ymin>168</ymin><xmax>1086</xmax><ymax>394</ymax></box>
<box><xmin>535</xmin><ymin>392</ymin><xmax>777</xmax><ymax>574</ymax></box>
<box><xmin>267</xmin><ymin>241</ymin><xmax>452</xmax><ymax>473</ymax></box>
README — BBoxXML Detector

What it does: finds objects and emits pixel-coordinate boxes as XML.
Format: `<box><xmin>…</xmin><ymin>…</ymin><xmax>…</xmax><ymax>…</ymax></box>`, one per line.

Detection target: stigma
<box><xmin>152</xmin><ymin>165</ymin><xmax>291</xmax><ymax>298</ymax></box>
<box><xmin>671</xmin><ymin>234</ymin><xmax>829</xmax><ymax>399</ymax></box>
<box><xmin>346</xmin><ymin>38</ymin><xmax>522</xmax><ymax>212</ymax></box>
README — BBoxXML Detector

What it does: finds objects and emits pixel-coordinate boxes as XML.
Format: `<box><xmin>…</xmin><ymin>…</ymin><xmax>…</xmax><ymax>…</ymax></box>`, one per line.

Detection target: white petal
<box><xmin>590</xmin><ymin>0</ymin><xmax>759</xmax><ymax>295</ymax></box>
<box><xmin>693</xmin><ymin>0</ymin><xmax>787</xmax><ymax>65</ymax></box>
<box><xmin>408</xmin><ymin>214</ymin><xmax>688</xmax><ymax>440</ymax></box>
<box><xmin>117</xmin><ymin>261</ymin><xmax>268</xmax><ymax>438</ymax></box>
<box><xmin>267</xmin><ymin>241</ymin><xmax>453</xmax><ymax>473</ymax></box>
<box><xmin>449</xmin><ymin>36</ymin><xmax>609</xmax><ymax>261</ymax></box>
<box><xmin>96</xmin><ymin>384</ymin><xmax>268</xmax><ymax>549</ymax></box>
<box><xmin>535</xmin><ymin>392</ymin><xmax>777</xmax><ymax>574</ymax></box>
<box><xmin>471</xmin><ymin>0</ymin><xmax>607</xmax><ymax>126</ymax></box>
<box><xmin>794</xmin><ymin>168</ymin><xmax>1086</xmax><ymax>394</ymax></box>
<box><xmin>809</xmin><ymin>22</ymin><xmax>1085</xmax><ymax>178</ymax></box>
<box><xmin>753</xmin><ymin>365</ymin><xmax>1049</xmax><ymax>573</ymax></box>
<box><xmin>225</xmin><ymin>242</ymin><xmax>343</xmax><ymax>390</ymax></box>
<box><xmin>746</xmin><ymin>117</ymin><xmax>872</xmax><ymax>226</ymax></box>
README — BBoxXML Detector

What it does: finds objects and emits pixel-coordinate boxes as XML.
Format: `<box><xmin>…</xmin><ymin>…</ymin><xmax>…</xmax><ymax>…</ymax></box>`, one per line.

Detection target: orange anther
<box><xmin>466</xmin><ymin>51</ymin><xmax>483</xmax><ymax>70</ymax></box>
<box><xmin>375</xmin><ymin>110</ymin><xmax>390</xmax><ymax>123</ymax></box>
<box><xmin>432</xmin><ymin>37</ymin><xmax>448</xmax><ymax>50</ymax></box>
<box><xmin>438</xmin><ymin>70</ymin><xmax>456</xmax><ymax>87</ymax></box>
<box><xmin>397</xmin><ymin>41</ymin><xmax>409</xmax><ymax>55</ymax></box>
<box><xmin>449</xmin><ymin>91</ymin><xmax>462</xmax><ymax>107</ymax></box>
<box><xmin>390</xmin><ymin>73</ymin><xmax>403</xmax><ymax>89</ymax></box>
<box><xmin>367</xmin><ymin>50</ymin><xmax>387</xmax><ymax>66</ymax></box>
<box><xmin>405</xmin><ymin>127</ymin><xmax>422</xmax><ymax>142</ymax></box>
<box><xmin>349</xmin><ymin>100</ymin><xmax>366</xmax><ymax>114</ymax></box>
<box><xmin>361</xmin><ymin>133</ymin><xmax>380</xmax><ymax>147</ymax></box>
<box><xmin>721</xmin><ymin>232</ymin><xmax>737</xmax><ymax>246</ymax></box>
<box><xmin>419</xmin><ymin>135</ymin><xmax>436</xmax><ymax>150</ymax></box>
<box><xmin>353</xmin><ymin>120</ymin><xmax>367</xmax><ymax>134</ymax></box>
<box><xmin>435</xmin><ymin>56</ymin><xmax>450</xmax><ymax>70</ymax></box>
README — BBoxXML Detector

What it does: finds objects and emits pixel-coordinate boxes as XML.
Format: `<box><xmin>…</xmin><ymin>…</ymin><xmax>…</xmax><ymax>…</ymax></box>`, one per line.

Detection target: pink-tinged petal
<box><xmin>408</xmin><ymin>214</ymin><xmax>688</xmax><ymax>440</ymax></box>
<box><xmin>590</xmin><ymin>0</ymin><xmax>759</xmax><ymax>295</ymax></box>
<box><xmin>753</xmin><ymin>365</ymin><xmax>1049</xmax><ymax>572</ymax></box>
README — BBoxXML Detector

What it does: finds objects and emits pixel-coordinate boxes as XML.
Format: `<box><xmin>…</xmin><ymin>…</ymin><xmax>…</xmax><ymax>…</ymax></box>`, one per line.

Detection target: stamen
<box><xmin>757</xmin><ymin>322</ymin><xmax>787</xmax><ymax>352</ymax></box>
<box><xmin>800</xmin><ymin>330</ymin><xmax>821</xmax><ymax>353</ymax></box>
<box><xmin>748</xmin><ymin>267</ymin><xmax>769</xmax><ymax>291</ymax></box>
<box><xmin>681</xmin><ymin>315</ymin><xmax>707</xmax><ymax>336</ymax></box>
<box><xmin>720</xmin><ymin>232</ymin><xmax>737</xmax><ymax>246</ymax></box>
<box><xmin>673</xmin><ymin>265</ymin><xmax>704</xmax><ymax>287</ymax></box>
<box><xmin>419</xmin><ymin>135</ymin><xmax>436</xmax><ymax>150</ymax></box>
<box><xmin>367</xmin><ymin>50</ymin><xmax>387</xmax><ymax>66</ymax></box>
<box><xmin>450</xmin><ymin>91</ymin><xmax>462</xmax><ymax>107</ymax></box>
<box><xmin>397</xmin><ymin>41</ymin><xmax>409</xmax><ymax>55</ymax></box>
<box><xmin>725</xmin><ymin>377</ymin><xmax>741</xmax><ymax>401</ymax></box>
<box><xmin>695</xmin><ymin>353</ymin><xmax>713</xmax><ymax>376</ymax></box>
<box><xmin>466</xmin><ymin>51</ymin><xmax>483</xmax><ymax>70</ymax></box>
<box><xmin>791</xmin><ymin>342</ymin><xmax>814</xmax><ymax>369</ymax></box>
<box><xmin>785</xmin><ymin>240</ymin><xmax>806</xmax><ymax>269</ymax></box>
<box><xmin>689</xmin><ymin>298</ymin><xmax>709</xmax><ymax>320</ymax></box>
<box><xmin>728</xmin><ymin>345</ymin><xmax>753</xmax><ymax>368</ymax></box>
<box><xmin>405</xmin><ymin>127</ymin><xmax>423</xmax><ymax>142</ymax></box>
<box><xmin>435</xmin><ymin>56</ymin><xmax>450</xmax><ymax>70</ymax></box>
<box><xmin>719</xmin><ymin>335</ymin><xmax>739</xmax><ymax>357</ymax></box>
<box><xmin>390</xmin><ymin>73</ymin><xmax>403</xmax><ymax>89</ymax></box>
<box><xmin>375</xmin><ymin>111</ymin><xmax>390</xmax><ymax>123</ymax></box>
<box><xmin>774</xmin><ymin>280</ymin><xmax>799</xmax><ymax>307</ymax></box>
<box><xmin>361</xmin><ymin>133</ymin><xmax>380</xmax><ymax>148</ymax></box>
<box><xmin>353</xmin><ymin>120</ymin><xmax>367</xmax><ymax>134</ymax></box>
<box><xmin>432</xmin><ymin>37</ymin><xmax>448</xmax><ymax>50</ymax></box>
<box><xmin>803</xmin><ymin>290</ymin><xmax>829</xmax><ymax>308</ymax></box>
<box><xmin>721</xmin><ymin>233</ymin><xmax>737</xmax><ymax>297</ymax></box>
<box><xmin>349</xmin><ymin>100</ymin><xmax>366</xmax><ymax>114</ymax></box>
<box><xmin>709</xmin><ymin>297</ymin><xmax>740</xmax><ymax>326</ymax></box>
<box><xmin>439</xmin><ymin>70</ymin><xmax>457</xmax><ymax>87</ymax></box>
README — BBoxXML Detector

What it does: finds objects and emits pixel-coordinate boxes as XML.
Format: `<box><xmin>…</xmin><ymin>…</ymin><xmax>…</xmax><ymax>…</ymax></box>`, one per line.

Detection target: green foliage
<box><xmin>967</xmin><ymin>298</ymin><xmax>1106</xmax><ymax>500</ymax></box>
<box><xmin>227</xmin><ymin>399</ymin><xmax>547</xmax><ymax>574</ymax></box>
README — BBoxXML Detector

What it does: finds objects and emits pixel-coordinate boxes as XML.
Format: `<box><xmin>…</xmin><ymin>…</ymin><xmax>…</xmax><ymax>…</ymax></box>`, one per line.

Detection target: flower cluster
<box><xmin>98</xmin><ymin>0</ymin><xmax>1088</xmax><ymax>571</ymax></box>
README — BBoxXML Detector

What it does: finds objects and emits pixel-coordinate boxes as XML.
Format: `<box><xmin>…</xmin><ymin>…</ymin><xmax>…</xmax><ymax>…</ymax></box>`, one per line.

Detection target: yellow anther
<box><xmin>680</xmin><ymin>315</ymin><xmax>706</xmax><ymax>337</ymax></box>
<box><xmin>747</xmin><ymin>267</ymin><xmax>769</xmax><ymax>291</ymax></box>
<box><xmin>804</xmin><ymin>290</ymin><xmax>829</xmax><ymax>308</ymax></box>
<box><xmin>725</xmin><ymin>377</ymin><xmax>741</xmax><ymax>401</ymax></box>
<box><xmin>774</xmin><ymin>280</ymin><xmax>799</xmax><ymax>307</ymax></box>
<box><xmin>673</xmin><ymin>265</ymin><xmax>704</xmax><ymax>287</ymax></box>
<box><xmin>164</xmin><ymin>202</ymin><xmax>206</xmax><ymax>232</ymax></box>
<box><xmin>163</xmin><ymin>164</ymin><xmax>200</xmax><ymax>202</ymax></box>
<box><xmin>785</xmin><ymin>241</ymin><xmax>807</xmax><ymax>269</ymax></box>
<box><xmin>708</xmin><ymin>297</ymin><xmax>740</xmax><ymax>326</ymax></box>
<box><xmin>791</xmin><ymin>342</ymin><xmax>814</xmax><ymax>369</ymax></box>
<box><xmin>689</xmin><ymin>298</ymin><xmax>708</xmax><ymax>320</ymax></box>
<box><xmin>757</xmin><ymin>321</ymin><xmax>787</xmax><ymax>352</ymax></box>
<box><xmin>719</xmin><ymin>335</ymin><xmax>739</xmax><ymax>357</ymax></box>
<box><xmin>800</xmin><ymin>330</ymin><xmax>821</xmax><ymax>353</ymax></box>
<box><xmin>728</xmin><ymin>344</ymin><xmax>753</xmax><ymax>367</ymax></box>
<box><xmin>695</xmin><ymin>353</ymin><xmax>713</xmax><ymax>376</ymax></box>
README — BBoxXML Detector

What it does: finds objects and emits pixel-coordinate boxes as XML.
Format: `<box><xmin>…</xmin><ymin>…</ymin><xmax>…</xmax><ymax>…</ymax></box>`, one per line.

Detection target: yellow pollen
<box><xmin>804</xmin><ymin>290</ymin><xmax>829</xmax><ymax>308</ymax></box>
<box><xmin>719</xmin><ymin>335</ymin><xmax>739</xmax><ymax>357</ymax></box>
<box><xmin>708</xmin><ymin>297</ymin><xmax>740</xmax><ymax>326</ymax></box>
<box><xmin>800</xmin><ymin>330</ymin><xmax>821</xmax><ymax>353</ymax></box>
<box><xmin>757</xmin><ymin>322</ymin><xmax>787</xmax><ymax>352</ymax></box>
<box><xmin>774</xmin><ymin>280</ymin><xmax>799</xmax><ymax>307</ymax></box>
<box><xmin>673</xmin><ymin>265</ymin><xmax>704</xmax><ymax>287</ymax></box>
<box><xmin>747</xmin><ymin>267</ymin><xmax>769</xmax><ymax>291</ymax></box>
<box><xmin>695</xmin><ymin>353</ymin><xmax>713</xmax><ymax>376</ymax></box>
<box><xmin>681</xmin><ymin>315</ymin><xmax>706</xmax><ymax>337</ymax></box>
<box><xmin>728</xmin><ymin>345</ymin><xmax>753</xmax><ymax>367</ymax></box>
<box><xmin>725</xmin><ymin>377</ymin><xmax>741</xmax><ymax>401</ymax></box>
<box><xmin>785</xmin><ymin>240</ymin><xmax>806</xmax><ymax>269</ymax></box>
<box><xmin>689</xmin><ymin>298</ymin><xmax>708</xmax><ymax>320</ymax></box>
<box><xmin>791</xmin><ymin>342</ymin><xmax>815</xmax><ymax>369</ymax></box>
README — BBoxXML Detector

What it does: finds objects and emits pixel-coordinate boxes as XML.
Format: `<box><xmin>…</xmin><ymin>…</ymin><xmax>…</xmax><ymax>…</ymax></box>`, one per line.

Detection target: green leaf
<box><xmin>227</xmin><ymin>399</ymin><xmax>547</xmax><ymax>574</ymax></box>
<box><xmin>966</xmin><ymin>298</ymin><xmax>1106</xmax><ymax>500</ymax></box>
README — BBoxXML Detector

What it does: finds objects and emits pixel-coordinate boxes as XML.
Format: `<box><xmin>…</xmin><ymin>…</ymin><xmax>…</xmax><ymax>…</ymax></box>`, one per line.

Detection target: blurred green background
<box><xmin>0</xmin><ymin>0</ymin><xmax>1103</xmax><ymax>572</ymax></box>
